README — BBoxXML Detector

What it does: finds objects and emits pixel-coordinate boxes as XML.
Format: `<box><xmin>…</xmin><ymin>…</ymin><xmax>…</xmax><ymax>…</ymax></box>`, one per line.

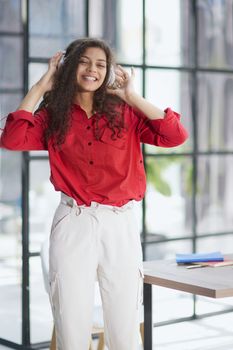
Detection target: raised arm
<box><xmin>0</xmin><ymin>52</ymin><xmax>63</xmax><ymax>150</ymax></box>
<box><xmin>108</xmin><ymin>66</ymin><xmax>188</xmax><ymax>147</ymax></box>
<box><xmin>18</xmin><ymin>51</ymin><xmax>63</xmax><ymax>112</ymax></box>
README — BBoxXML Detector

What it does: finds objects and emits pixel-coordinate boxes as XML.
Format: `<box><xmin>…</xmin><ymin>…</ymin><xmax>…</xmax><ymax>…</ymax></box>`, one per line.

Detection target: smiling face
<box><xmin>76</xmin><ymin>47</ymin><xmax>107</xmax><ymax>92</ymax></box>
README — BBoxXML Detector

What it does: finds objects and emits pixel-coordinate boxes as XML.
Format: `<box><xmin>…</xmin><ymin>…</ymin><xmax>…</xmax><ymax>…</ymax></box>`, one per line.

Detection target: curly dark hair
<box><xmin>37</xmin><ymin>37</ymin><xmax>125</xmax><ymax>147</ymax></box>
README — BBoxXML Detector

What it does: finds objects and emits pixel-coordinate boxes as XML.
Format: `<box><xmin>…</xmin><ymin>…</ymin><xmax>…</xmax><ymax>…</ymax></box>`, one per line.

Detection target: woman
<box><xmin>0</xmin><ymin>38</ymin><xmax>188</xmax><ymax>350</ymax></box>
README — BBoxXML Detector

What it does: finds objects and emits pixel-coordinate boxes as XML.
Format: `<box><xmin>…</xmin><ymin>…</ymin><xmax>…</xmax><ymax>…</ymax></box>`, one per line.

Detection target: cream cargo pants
<box><xmin>49</xmin><ymin>193</ymin><xmax>144</xmax><ymax>350</ymax></box>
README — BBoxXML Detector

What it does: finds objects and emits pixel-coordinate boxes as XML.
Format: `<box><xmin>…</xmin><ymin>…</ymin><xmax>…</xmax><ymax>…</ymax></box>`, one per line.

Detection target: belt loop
<box><xmin>76</xmin><ymin>207</ymin><xmax>82</xmax><ymax>216</ymax></box>
<box><xmin>90</xmin><ymin>202</ymin><xmax>99</xmax><ymax>209</ymax></box>
<box><xmin>67</xmin><ymin>198</ymin><xmax>74</xmax><ymax>208</ymax></box>
<box><xmin>112</xmin><ymin>206</ymin><xmax>119</xmax><ymax>214</ymax></box>
<box><xmin>112</xmin><ymin>200</ymin><xmax>134</xmax><ymax>213</ymax></box>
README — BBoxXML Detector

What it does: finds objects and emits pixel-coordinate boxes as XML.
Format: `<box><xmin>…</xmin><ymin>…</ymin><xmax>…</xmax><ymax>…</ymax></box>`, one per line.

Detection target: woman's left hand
<box><xmin>107</xmin><ymin>65</ymin><xmax>135</xmax><ymax>102</ymax></box>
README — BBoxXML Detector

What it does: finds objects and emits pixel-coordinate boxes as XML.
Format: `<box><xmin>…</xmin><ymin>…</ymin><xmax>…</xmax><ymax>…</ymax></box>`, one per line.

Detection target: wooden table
<box><xmin>143</xmin><ymin>256</ymin><xmax>233</xmax><ymax>350</ymax></box>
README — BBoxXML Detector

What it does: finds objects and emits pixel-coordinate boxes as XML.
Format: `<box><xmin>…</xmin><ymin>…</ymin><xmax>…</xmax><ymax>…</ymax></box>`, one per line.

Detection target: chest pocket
<box><xmin>99</xmin><ymin>128</ymin><xmax>126</xmax><ymax>150</ymax></box>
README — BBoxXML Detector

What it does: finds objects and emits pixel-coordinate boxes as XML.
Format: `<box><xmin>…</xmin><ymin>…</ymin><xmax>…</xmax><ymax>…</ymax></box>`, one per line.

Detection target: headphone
<box><xmin>106</xmin><ymin>64</ymin><xmax>116</xmax><ymax>87</ymax></box>
<box><xmin>60</xmin><ymin>51</ymin><xmax>66</xmax><ymax>65</ymax></box>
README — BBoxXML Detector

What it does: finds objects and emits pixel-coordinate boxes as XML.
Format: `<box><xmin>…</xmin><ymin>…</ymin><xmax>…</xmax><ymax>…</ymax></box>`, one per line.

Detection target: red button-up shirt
<box><xmin>0</xmin><ymin>104</ymin><xmax>188</xmax><ymax>206</ymax></box>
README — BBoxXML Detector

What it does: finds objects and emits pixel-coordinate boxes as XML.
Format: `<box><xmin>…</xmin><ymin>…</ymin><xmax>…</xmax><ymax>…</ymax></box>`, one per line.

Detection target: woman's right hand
<box><xmin>38</xmin><ymin>51</ymin><xmax>64</xmax><ymax>92</ymax></box>
<box><xmin>16</xmin><ymin>52</ymin><xmax>64</xmax><ymax>112</ymax></box>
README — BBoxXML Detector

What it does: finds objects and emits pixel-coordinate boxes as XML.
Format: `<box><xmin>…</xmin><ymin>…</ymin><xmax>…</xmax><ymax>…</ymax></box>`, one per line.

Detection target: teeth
<box><xmin>83</xmin><ymin>76</ymin><xmax>97</xmax><ymax>81</ymax></box>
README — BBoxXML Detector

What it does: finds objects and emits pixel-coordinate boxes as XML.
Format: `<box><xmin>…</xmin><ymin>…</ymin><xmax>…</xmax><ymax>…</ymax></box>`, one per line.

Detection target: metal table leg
<box><xmin>144</xmin><ymin>283</ymin><xmax>152</xmax><ymax>350</ymax></box>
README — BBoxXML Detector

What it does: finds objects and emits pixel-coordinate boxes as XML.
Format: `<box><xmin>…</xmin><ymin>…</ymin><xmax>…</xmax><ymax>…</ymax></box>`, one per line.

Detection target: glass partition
<box><xmin>0</xmin><ymin>0</ymin><xmax>23</xmax><ymax>344</ymax></box>
<box><xmin>197</xmin><ymin>155</ymin><xmax>233</xmax><ymax>235</ymax></box>
<box><xmin>145</xmin><ymin>70</ymin><xmax>193</xmax><ymax>153</ymax></box>
<box><xmin>146</xmin><ymin>0</ymin><xmax>193</xmax><ymax>67</ymax></box>
<box><xmin>29</xmin><ymin>160</ymin><xmax>60</xmax><ymax>254</ymax></box>
<box><xmin>197</xmin><ymin>0</ymin><xmax>233</xmax><ymax>68</ymax></box>
<box><xmin>197</xmin><ymin>72</ymin><xmax>233</xmax><ymax>152</ymax></box>
<box><xmin>30</xmin><ymin>256</ymin><xmax>53</xmax><ymax>343</ymax></box>
<box><xmin>0</xmin><ymin>37</ymin><xmax>23</xmax><ymax>89</ymax></box>
<box><xmin>145</xmin><ymin>156</ymin><xmax>193</xmax><ymax>240</ymax></box>
<box><xmin>0</xmin><ymin>129</ymin><xmax>22</xmax><ymax>345</ymax></box>
<box><xmin>29</xmin><ymin>0</ymin><xmax>86</xmax><ymax>57</ymax></box>
<box><xmin>0</xmin><ymin>0</ymin><xmax>22</xmax><ymax>33</ymax></box>
<box><xmin>115</xmin><ymin>0</ymin><xmax>143</xmax><ymax>64</ymax></box>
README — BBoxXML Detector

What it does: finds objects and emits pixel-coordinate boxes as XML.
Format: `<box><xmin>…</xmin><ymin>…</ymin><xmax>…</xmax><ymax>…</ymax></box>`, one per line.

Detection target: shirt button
<box><xmin>89</xmin><ymin>160</ymin><xmax>94</xmax><ymax>165</ymax></box>
<box><xmin>88</xmin><ymin>142</ymin><xmax>92</xmax><ymax>146</ymax></box>
<box><xmin>87</xmin><ymin>126</ymin><xmax>91</xmax><ymax>130</ymax></box>
<box><xmin>140</xmin><ymin>160</ymin><xmax>143</xmax><ymax>164</ymax></box>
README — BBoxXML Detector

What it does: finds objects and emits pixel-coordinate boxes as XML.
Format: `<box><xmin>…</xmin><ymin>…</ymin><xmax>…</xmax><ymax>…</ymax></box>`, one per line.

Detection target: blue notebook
<box><xmin>176</xmin><ymin>251</ymin><xmax>224</xmax><ymax>264</ymax></box>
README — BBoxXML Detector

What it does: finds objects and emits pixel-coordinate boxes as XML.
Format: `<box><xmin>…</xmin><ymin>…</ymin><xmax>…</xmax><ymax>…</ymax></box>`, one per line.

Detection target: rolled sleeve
<box><xmin>0</xmin><ymin>109</ymin><xmax>48</xmax><ymax>151</ymax></box>
<box><xmin>7</xmin><ymin>110</ymin><xmax>36</xmax><ymax>125</ymax></box>
<box><xmin>138</xmin><ymin>107</ymin><xmax>189</xmax><ymax>147</ymax></box>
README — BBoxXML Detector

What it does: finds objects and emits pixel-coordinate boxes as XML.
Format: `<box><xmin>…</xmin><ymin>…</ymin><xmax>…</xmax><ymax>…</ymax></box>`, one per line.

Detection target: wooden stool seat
<box><xmin>50</xmin><ymin>325</ymin><xmax>105</xmax><ymax>350</ymax></box>
<box><xmin>50</xmin><ymin>322</ymin><xmax>144</xmax><ymax>350</ymax></box>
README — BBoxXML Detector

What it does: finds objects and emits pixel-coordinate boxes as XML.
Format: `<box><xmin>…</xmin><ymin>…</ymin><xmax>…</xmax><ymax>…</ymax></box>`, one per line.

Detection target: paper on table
<box><xmin>186</xmin><ymin>260</ymin><xmax>233</xmax><ymax>268</ymax></box>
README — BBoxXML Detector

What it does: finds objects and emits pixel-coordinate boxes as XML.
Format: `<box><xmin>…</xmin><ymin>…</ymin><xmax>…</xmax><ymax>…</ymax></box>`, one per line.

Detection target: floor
<box><xmin>0</xmin><ymin>311</ymin><xmax>233</xmax><ymax>350</ymax></box>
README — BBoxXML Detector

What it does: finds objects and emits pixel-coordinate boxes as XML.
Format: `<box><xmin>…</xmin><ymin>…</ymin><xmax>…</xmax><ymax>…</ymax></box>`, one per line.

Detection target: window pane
<box><xmin>0</xmin><ymin>148</ymin><xmax>22</xmax><ymax>343</ymax></box>
<box><xmin>145</xmin><ymin>239</ymin><xmax>192</xmax><ymax>261</ymax></box>
<box><xmin>197</xmin><ymin>155</ymin><xmax>233</xmax><ymax>234</ymax></box>
<box><xmin>196</xmin><ymin>294</ymin><xmax>233</xmax><ymax>318</ymax></box>
<box><xmin>0</xmin><ymin>91</ymin><xmax>22</xmax><ymax>343</ymax></box>
<box><xmin>145</xmin><ymin>156</ymin><xmax>193</xmax><ymax>239</ymax></box>
<box><xmin>132</xmin><ymin>68</ymin><xmax>142</xmax><ymax>95</ymax></box>
<box><xmin>145</xmin><ymin>70</ymin><xmax>192</xmax><ymax>153</ymax></box>
<box><xmin>0</xmin><ymin>0</ymin><xmax>22</xmax><ymax>33</ymax></box>
<box><xmin>29</xmin><ymin>0</ymin><xmax>86</xmax><ymax>58</ymax></box>
<box><xmin>30</xmin><ymin>256</ymin><xmax>53</xmax><ymax>343</ymax></box>
<box><xmin>153</xmin><ymin>286</ymin><xmax>193</xmax><ymax>323</ymax></box>
<box><xmin>29</xmin><ymin>62</ymin><xmax>48</xmax><ymax>114</ymax></box>
<box><xmin>0</xmin><ymin>37</ymin><xmax>23</xmax><ymax>89</ymax></box>
<box><xmin>29</xmin><ymin>160</ymin><xmax>60</xmax><ymax>253</ymax></box>
<box><xmin>0</xmin><ymin>257</ymin><xmax>22</xmax><ymax>343</ymax></box>
<box><xmin>197</xmin><ymin>0</ymin><xmax>233</xmax><ymax>68</ymax></box>
<box><xmin>29</xmin><ymin>63</ymin><xmax>48</xmax><ymax>89</ymax></box>
<box><xmin>88</xmin><ymin>0</ymin><xmax>104</xmax><ymax>38</ymax></box>
<box><xmin>146</xmin><ymin>0</ymin><xmax>193</xmax><ymax>66</ymax></box>
<box><xmin>145</xmin><ymin>240</ymin><xmax>193</xmax><ymax>325</ymax></box>
<box><xmin>198</xmin><ymin>72</ymin><xmax>233</xmax><ymax>152</ymax></box>
<box><xmin>0</xmin><ymin>94</ymin><xmax>22</xmax><ymax>129</ymax></box>
<box><xmin>89</xmin><ymin>0</ymin><xmax>117</xmax><ymax>48</ymax></box>
<box><xmin>197</xmin><ymin>236</ymin><xmax>233</xmax><ymax>256</ymax></box>
<box><xmin>28</xmin><ymin>63</ymin><xmax>49</xmax><ymax>157</ymax></box>
<box><xmin>114</xmin><ymin>0</ymin><xmax>143</xmax><ymax>64</ymax></box>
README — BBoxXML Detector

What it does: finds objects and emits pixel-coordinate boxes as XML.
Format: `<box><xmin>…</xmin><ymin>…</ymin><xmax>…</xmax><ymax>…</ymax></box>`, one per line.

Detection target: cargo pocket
<box><xmin>49</xmin><ymin>272</ymin><xmax>63</xmax><ymax>317</ymax></box>
<box><xmin>137</xmin><ymin>267</ymin><xmax>144</xmax><ymax>309</ymax></box>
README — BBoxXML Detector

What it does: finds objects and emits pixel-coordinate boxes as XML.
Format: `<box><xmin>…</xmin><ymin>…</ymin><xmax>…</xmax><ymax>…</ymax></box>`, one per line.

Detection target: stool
<box><xmin>50</xmin><ymin>319</ymin><xmax>144</xmax><ymax>350</ymax></box>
